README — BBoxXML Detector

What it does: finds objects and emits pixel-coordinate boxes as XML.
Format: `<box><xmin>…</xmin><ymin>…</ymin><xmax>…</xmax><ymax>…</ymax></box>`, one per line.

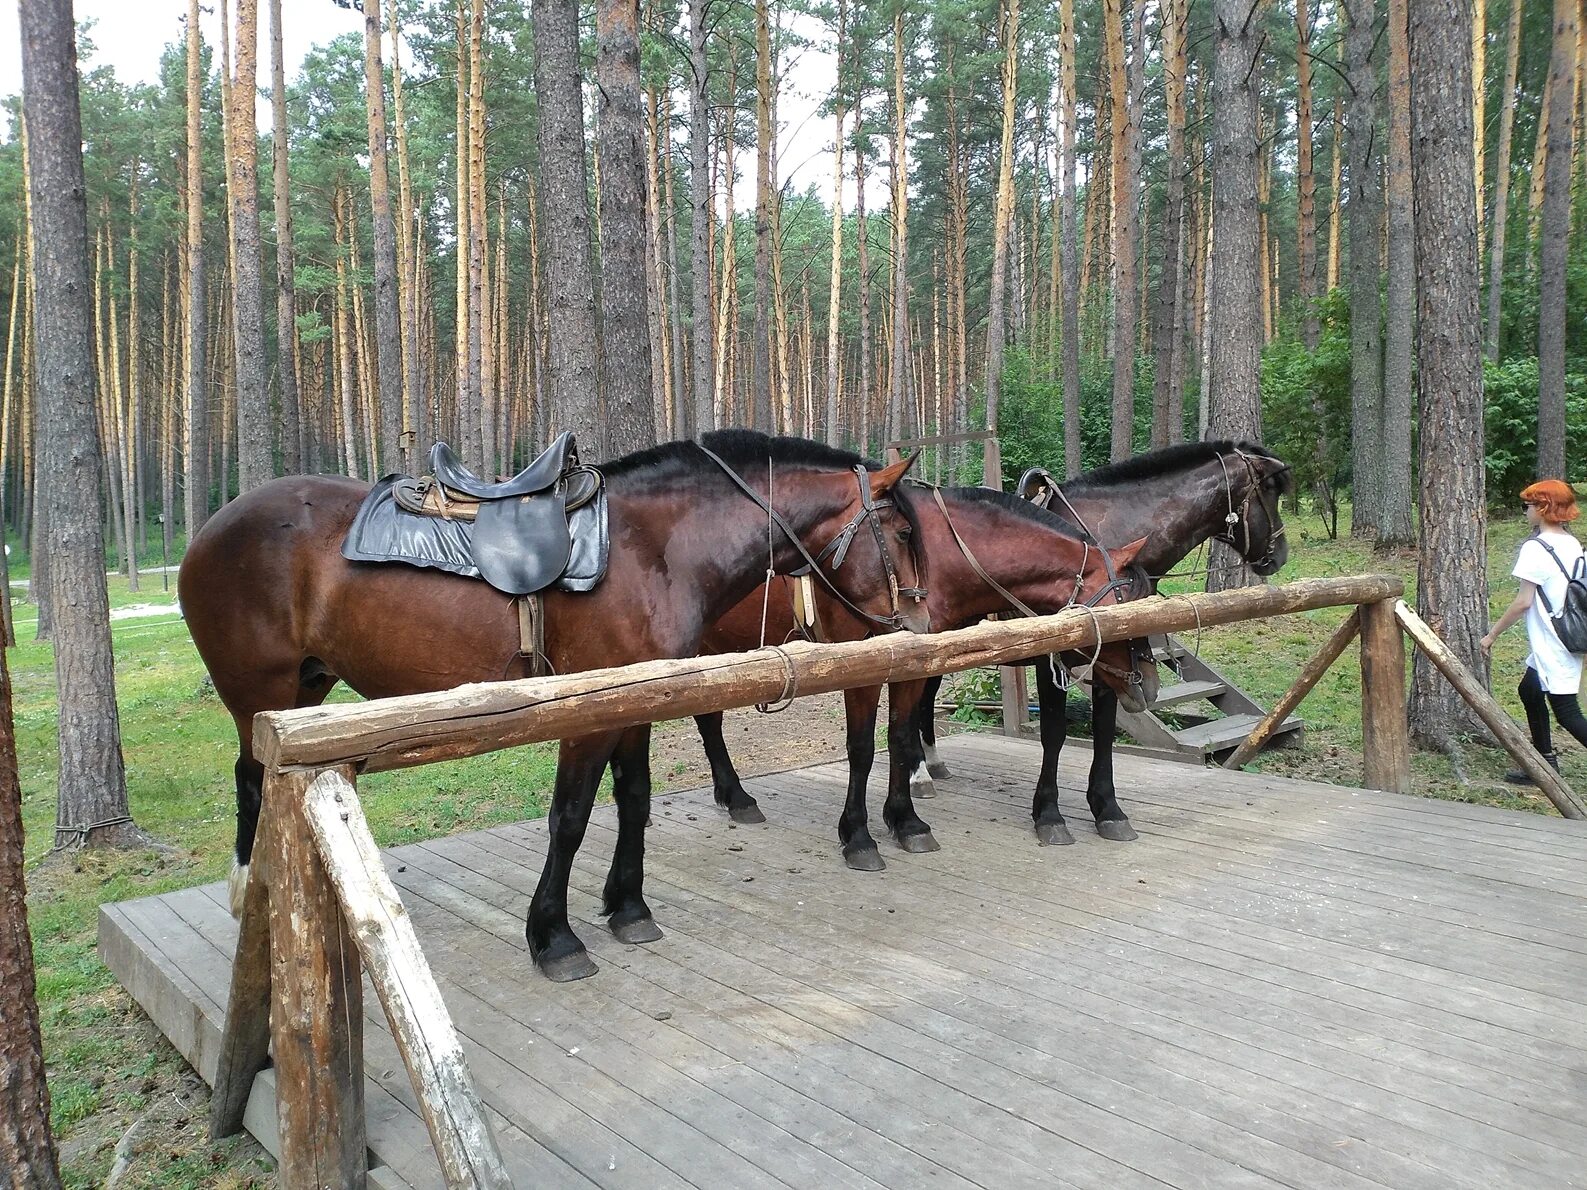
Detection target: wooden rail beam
<box><xmin>256</xmin><ymin>575</ymin><xmax>1404</xmax><ymax>774</ymax></box>
<box><xmin>1224</xmin><ymin>609</ymin><xmax>1361</xmax><ymax>772</ymax></box>
<box><xmin>1394</xmin><ymin>600</ymin><xmax>1587</xmax><ymax>819</ymax></box>
<box><xmin>302</xmin><ymin>770</ymin><xmax>512</xmax><ymax>1190</ymax></box>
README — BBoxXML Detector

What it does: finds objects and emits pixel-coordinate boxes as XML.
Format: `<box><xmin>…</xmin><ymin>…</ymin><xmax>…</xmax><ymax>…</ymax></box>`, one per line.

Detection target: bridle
<box><xmin>1210</xmin><ymin>449</ymin><xmax>1288</xmax><ymax>575</ymax></box>
<box><xmin>923</xmin><ymin>483</ymin><xmax>1151</xmax><ymax>693</ymax></box>
<box><xmin>697</xmin><ymin>445</ymin><xmax>927</xmax><ymax>635</ymax></box>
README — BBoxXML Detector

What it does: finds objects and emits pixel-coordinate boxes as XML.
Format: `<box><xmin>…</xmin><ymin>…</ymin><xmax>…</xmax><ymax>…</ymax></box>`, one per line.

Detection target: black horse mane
<box><xmin>937</xmin><ymin>484</ymin><xmax>1098</xmax><ymax>542</ymax></box>
<box><xmin>597</xmin><ymin>429</ymin><xmax>876</xmax><ymax>482</ymax></box>
<box><xmin>1063</xmin><ymin>440</ymin><xmax>1291</xmax><ymax>495</ymax></box>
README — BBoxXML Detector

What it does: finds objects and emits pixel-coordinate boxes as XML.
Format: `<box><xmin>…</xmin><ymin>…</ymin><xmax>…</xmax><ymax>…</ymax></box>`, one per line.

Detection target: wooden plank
<box><xmin>302</xmin><ymin>770</ymin><xmax>512</xmax><ymax>1190</ymax></box>
<box><xmin>1224</xmin><ymin>608</ymin><xmax>1360</xmax><ymax>770</ymax></box>
<box><xmin>210</xmin><ymin>848</ymin><xmax>272</xmax><ymax>1139</ymax></box>
<box><xmin>999</xmin><ymin>664</ymin><xmax>1027</xmax><ymax>736</ymax></box>
<box><xmin>1395</xmin><ymin>599</ymin><xmax>1587</xmax><ymax>818</ymax></box>
<box><xmin>1359</xmin><ymin>601</ymin><xmax>1411</xmax><ymax>792</ymax></box>
<box><xmin>266</xmin><ymin>765</ymin><xmax>368</xmax><ymax>1188</ymax></box>
<box><xmin>255</xmin><ymin>575</ymin><xmax>1406</xmax><ymax>772</ymax></box>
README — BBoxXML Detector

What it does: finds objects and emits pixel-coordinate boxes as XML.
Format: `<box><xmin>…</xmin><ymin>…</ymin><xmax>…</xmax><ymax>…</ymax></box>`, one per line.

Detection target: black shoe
<box><xmin>1504</xmin><ymin>753</ymin><xmax>1561</xmax><ymax>785</ymax></box>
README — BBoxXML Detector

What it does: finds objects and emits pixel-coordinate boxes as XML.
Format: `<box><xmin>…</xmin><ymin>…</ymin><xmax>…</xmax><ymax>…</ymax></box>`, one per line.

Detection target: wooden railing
<box><xmin>205</xmin><ymin>574</ymin><xmax>1582</xmax><ymax>1188</ymax></box>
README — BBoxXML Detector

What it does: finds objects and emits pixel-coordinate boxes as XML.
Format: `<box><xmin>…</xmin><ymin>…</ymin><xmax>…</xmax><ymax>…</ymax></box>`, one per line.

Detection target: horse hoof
<box><xmin>1036</xmin><ymin>822</ymin><xmax>1076</xmax><ymax>846</ymax></box>
<box><xmin>908</xmin><ymin>777</ymin><xmax>937</xmax><ymax>800</ymax></box>
<box><xmin>926</xmin><ymin>762</ymin><xmax>952</xmax><ymax>780</ymax></box>
<box><xmin>611</xmin><ymin>917</ymin><xmax>664</xmax><ymax>945</ymax></box>
<box><xmin>1096</xmin><ymin>820</ymin><xmax>1138</xmax><ymax>842</ymax></box>
<box><xmin>729</xmin><ymin>803</ymin><xmax>767</xmax><ymax>825</ymax></box>
<box><xmin>537</xmin><ymin>949</ymin><xmax>599</xmax><ymax>983</ymax></box>
<box><xmin>844</xmin><ymin>847</ymin><xmax>886</xmax><ymax>872</ymax></box>
<box><xmin>898</xmin><ymin>831</ymin><xmax>940</xmax><ymax>854</ymax></box>
<box><xmin>228</xmin><ymin>862</ymin><xmax>249</xmax><ymax>918</ymax></box>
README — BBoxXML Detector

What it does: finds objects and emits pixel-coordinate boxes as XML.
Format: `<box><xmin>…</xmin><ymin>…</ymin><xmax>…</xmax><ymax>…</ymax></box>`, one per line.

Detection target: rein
<box><xmin>696</xmin><ymin>444</ymin><xmax>924</xmax><ymax>636</ymax></box>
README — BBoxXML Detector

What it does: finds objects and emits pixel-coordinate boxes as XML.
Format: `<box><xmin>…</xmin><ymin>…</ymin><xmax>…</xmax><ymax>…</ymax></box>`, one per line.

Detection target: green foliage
<box><xmin>1483</xmin><ymin>356</ymin><xmax>1587</xmax><ymax>500</ymax></box>
<box><xmin>1259</xmin><ymin>291</ymin><xmax>1352</xmax><ymax>531</ymax></box>
<box><xmin>992</xmin><ymin>347</ymin><xmax>1161</xmax><ymax>483</ymax></box>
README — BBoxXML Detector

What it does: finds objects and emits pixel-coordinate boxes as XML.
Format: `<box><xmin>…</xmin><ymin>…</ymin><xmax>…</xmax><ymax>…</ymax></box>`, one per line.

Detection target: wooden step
<box><xmin>1170</xmin><ymin>712</ymin><xmax>1303</xmax><ymax>753</ymax></box>
<box><xmin>1149</xmin><ymin>678</ymin><xmax>1225</xmax><ymax>708</ymax></box>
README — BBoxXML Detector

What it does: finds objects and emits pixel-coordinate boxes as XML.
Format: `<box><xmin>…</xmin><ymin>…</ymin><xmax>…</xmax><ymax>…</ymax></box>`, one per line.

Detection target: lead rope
<box><xmin>755</xmin><ymin>457</ymin><xmax>792</xmax><ymax>713</ymax></box>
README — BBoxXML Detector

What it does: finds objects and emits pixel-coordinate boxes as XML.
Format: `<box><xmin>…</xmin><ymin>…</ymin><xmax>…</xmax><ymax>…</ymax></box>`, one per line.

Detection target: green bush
<box><xmin>1483</xmin><ymin>356</ymin><xmax>1587</xmax><ymax>502</ymax></box>
<box><xmin>1260</xmin><ymin>292</ymin><xmax>1353</xmax><ymax>534</ymax></box>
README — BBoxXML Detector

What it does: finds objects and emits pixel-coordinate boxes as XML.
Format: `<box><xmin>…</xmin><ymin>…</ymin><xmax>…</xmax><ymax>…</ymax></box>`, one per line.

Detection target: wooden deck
<box><xmin>100</xmin><ymin>732</ymin><xmax>1587</xmax><ymax>1189</ymax></box>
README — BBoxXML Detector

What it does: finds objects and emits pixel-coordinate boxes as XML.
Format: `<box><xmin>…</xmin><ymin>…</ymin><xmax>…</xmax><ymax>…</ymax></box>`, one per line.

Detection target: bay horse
<box><xmin>913</xmin><ymin>439</ymin><xmax>1293</xmax><ymax>845</ymax></box>
<box><xmin>693</xmin><ymin>485</ymin><xmax>1157</xmax><ymax>870</ymax></box>
<box><xmin>178</xmin><ymin>431</ymin><xmax>928</xmax><ymax>981</ymax></box>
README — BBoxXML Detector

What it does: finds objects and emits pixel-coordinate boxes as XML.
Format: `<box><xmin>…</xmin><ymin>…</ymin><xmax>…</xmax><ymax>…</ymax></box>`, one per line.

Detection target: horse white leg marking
<box><xmin>229</xmin><ymin>861</ymin><xmax>249</xmax><ymax>918</ymax></box>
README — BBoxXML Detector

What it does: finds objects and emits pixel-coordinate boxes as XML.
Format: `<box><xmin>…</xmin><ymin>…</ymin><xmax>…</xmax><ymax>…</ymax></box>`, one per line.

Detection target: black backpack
<box><xmin>1531</xmin><ymin>536</ymin><xmax>1587</xmax><ymax>654</ymax></box>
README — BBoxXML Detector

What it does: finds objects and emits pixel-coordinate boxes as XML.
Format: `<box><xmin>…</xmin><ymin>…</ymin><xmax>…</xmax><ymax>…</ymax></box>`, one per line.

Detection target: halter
<box><xmin>697</xmin><ymin>445</ymin><xmax>926</xmax><ymax>635</ymax></box>
<box><xmin>1210</xmin><ymin>449</ymin><xmax>1288</xmax><ymax>574</ymax></box>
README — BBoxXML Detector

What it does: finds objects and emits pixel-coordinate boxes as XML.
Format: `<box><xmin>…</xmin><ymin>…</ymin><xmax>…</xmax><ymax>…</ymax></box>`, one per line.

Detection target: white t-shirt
<box><xmin>1513</xmin><ymin>530</ymin><xmax>1586</xmax><ymax>693</ymax></box>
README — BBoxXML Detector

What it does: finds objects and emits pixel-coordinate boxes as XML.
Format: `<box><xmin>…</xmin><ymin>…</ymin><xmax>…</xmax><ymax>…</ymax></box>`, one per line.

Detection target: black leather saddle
<box><xmin>341</xmin><ymin>432</ymin><xmax>609</xmax><ymax>597</ymax></box>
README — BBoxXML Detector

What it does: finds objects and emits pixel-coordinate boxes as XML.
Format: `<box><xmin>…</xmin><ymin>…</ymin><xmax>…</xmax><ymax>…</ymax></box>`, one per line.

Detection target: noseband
<box><xmin>697</xmin><ymin>445</ymin><xmax>926</xmax><ymax>634</ymax></box>
<box><xmin>1213</xmin><ymin>449</ymin><xmax>1287</xmax><ymax>572</ymax></box>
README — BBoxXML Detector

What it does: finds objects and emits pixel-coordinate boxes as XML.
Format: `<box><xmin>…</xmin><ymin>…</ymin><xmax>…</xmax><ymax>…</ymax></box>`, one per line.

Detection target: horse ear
<box><xmin>868</xmin><ymin>455</ymin><xmax>914</xmax><ymax>497</ymax></box>
<box><xmin>1109</xmin><ymin>536</ymin><xmax>1150</xmax><ymax>569</ymax></box>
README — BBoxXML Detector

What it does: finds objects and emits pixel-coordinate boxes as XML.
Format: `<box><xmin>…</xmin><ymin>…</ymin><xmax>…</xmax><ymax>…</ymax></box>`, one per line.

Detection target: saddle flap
<box><xmin>472</xmin><ymin>492</ymin><xmax>573</xmax><ymax>596</ymax></box>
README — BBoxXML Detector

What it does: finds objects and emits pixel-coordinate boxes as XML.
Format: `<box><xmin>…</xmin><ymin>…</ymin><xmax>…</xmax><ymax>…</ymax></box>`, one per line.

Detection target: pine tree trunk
<box><xmin>855</xmin><ymin>109</ymin><xmax>873</xmax><ymax>450</ymax></box>
<box><xmin>1345</xmin><ymin>0</ymin><xmax>1385</xmax><ymax>536</ymax></box>
<box><xmin>1380</xmin><ymin>0</ymin><xmax>1417</xmax><ymax>546</ymax></box>
<box><xmin>1484</xmin><ymin>0</ymin><xmax>1524</xmax><ymax>359</ymax></box>
<box><xmin>660</xmin><ymin>88</ymin><xmax>687</xmax><ymax>436</ymax></box>
<box><xmin>363</xmin><ymin>0</ymin><xmax>405</xmax><ymax>475</ymax></box>
<box><xmin>1297</xmin><ymin>0</ymin><xmax>1320</xmax><ymax>348</ymax></box>
<box><xmin>533</xmin><ymin>0</ymin><xmax>602</xmax><ymax>452</ymax></box>
<box><xmin>1151</xmin><ymin>0</ymin><xmax>1187</xmax><ymax>447</ymax></box>
<box><xmin>1104</xmin><ymin>0</ymin><xmax>1138</xmax><ymax>461</ymax></box>
<box><xmin>645</xmin><ymin>80</ymin><xmax>672</xmax><ymax>440</ymax></box>
<box><xmin>597</xmin><ymin>0</ymin><xmax>656</xmax><ymax>455</ymax></box>
<box><xmin>1327</xmin><ymin>93</ymin><xmax>1343</xmax><ymax>292</ymax></box>
<box><xmin>688</xmin><ymin>0</ymin><xmax>713</xmax><ymax>436</ymax></box>
<box><xmin>985</xmin><ymin>0</ymin><xmax>1019</xmax><ymax>484</ymax></box>
<box><xmin>21</xmin><ymin>0</ymin><xmax>142</xmax><ymax>851</ymax></box>
<box><xmin>1408</xmin><ymin>0</ymin><xmax>1489</xmax><ymax>745</ymax></box>
<box><xmin>267</xmin><ymin>0</ymin><xmax>301</xmax><ymax>474</ymax></box>
<box><xmin>386</xmin><ymin>0</ymin><xmax>422</xmax><ymax>465</ymax></box>
<box><xmin>1207</xmin><ymin>0</ymin><xmax>1265</xmax><ymax>592</ymax></box>
<box><xmin>334</xmin><ymin>190</ymin><xmax>360</xmax><ymax>477</ymax></box>
<box><xmin>889</xmin><ymin>3</ymin><xmax>911</xmax><ymax>443</ymax></box>
<box><xmin>1537</xmin><ymin>0</ymin><xmax>1579</xmax><ymax>478</ymax></box>
<box><xmin>123</xmin><ymin>179</ymin><xmax>143</xmax><ymax>588</ymax></box>
<box><xmin>1473</xmin><ymin>0</ymin><xmax>1487</xmax><ymax>236</ymax></box>
<box><xmin>1060</xmin><ymin>0</ymin><xmax>1082</xmax><ymax>473</ymax></box>
<box><xmin>453</xmin><ymin>3</ymin><xmax>470</xmax><ymax>453</ymax></box>
<box><xmin>824</xmin><ymin>0</ymin><xmax>847</xmax><ymax>446</ymax></box>
<box><xmin>468</xmin><ymin>0</ymin><xmax>489</xmax><ymax>470</ymax></box>
<box><xmin>183</xmin><ymin>0</ymin><xmax>209</xmax><ymax>535</ymax></box>
<box><xmin>227</xmin><ymin>0</ymin><xmax>271</xmax><ymax>491</ymax></box>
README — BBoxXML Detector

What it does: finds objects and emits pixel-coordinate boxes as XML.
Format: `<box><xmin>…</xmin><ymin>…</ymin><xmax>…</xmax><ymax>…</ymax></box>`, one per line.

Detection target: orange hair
<box><xmin>1521</xmin><ymin>479</ymin><xmax>1581</xmax><ymax>523</ymax></box>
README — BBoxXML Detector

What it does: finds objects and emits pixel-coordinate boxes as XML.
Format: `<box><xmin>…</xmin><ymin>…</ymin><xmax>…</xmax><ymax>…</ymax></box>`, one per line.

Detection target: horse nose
<box><xmin>901</xmin><ymin>603</ymin><xmax>932</xmax><ymax>634</ymax></box>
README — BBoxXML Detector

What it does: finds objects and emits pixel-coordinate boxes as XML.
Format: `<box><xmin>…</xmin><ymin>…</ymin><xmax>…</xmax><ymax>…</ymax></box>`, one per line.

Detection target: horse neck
<box><xmin>926</xmin><ymin>495</ymin><xmax>1103</xmax><ymax>628</ymax></box>
<box><xmin>1062</xmin><ymin>460</ymin><xmax>1243</xmax><ymax>574</ymax></box>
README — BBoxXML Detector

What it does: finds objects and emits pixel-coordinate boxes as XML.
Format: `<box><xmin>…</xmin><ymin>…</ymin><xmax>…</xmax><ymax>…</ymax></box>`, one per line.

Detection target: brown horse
<box><xmin>693</xmin><ymin>485</ymin><xmax>1156</xmax><ymax>869</ymax></box>
<box><xmin>178</xmin><ymin>431</ymin><xmax>928</xmax><ymax>981</ymax></box>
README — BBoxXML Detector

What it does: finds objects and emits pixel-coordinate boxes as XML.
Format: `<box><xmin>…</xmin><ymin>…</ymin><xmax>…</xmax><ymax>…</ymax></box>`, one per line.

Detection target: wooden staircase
<box><xmin>1109</xmin><ymin>636</ymin><xmax>1304</xmax><ymax>761</ymax></box>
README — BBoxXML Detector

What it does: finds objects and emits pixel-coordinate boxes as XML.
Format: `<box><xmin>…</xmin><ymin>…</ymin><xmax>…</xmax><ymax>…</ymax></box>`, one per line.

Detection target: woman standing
<box><xmin>1481</xmin><ymin>479</ymin><xmax>1587</xmax><ymax>783</ymax></box>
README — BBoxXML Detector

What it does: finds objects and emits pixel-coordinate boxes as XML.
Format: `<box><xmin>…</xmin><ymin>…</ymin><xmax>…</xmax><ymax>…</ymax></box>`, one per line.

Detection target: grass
<box><xmin>7</xmin><ymin>502</ymin><xmax>1572</xmax><ymax>1184</ymax></box>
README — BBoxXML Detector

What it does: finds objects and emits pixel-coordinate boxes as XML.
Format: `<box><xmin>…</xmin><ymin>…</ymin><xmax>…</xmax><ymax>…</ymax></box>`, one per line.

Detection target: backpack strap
<box><xmin>1529</xmin><ymin>533</ymin><xmax>1582</xmax><ymax>614</ymax></box>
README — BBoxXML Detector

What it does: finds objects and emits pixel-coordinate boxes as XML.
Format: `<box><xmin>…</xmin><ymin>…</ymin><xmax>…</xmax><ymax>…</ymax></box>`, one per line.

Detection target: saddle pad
<box><xmin>341</xmin><ymin>476</ymin><xmax>609</xmax><ymax>596</ymax></box>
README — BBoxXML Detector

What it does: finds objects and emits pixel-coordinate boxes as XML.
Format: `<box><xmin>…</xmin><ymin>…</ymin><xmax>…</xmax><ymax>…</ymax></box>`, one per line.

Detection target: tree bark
<box><xmin>268</xmin><ymin>0</ymin><xmax>301</xmax><ymax>474</ymax></box>
<box><xmin>985</xmin><ymin>0</ymin><xmax>1019</xmax><ymax>484</ymax></box>
<box><xmin>1381</xmin><ymin>0</ymin><xmax>1417</xmax><ymax>546</ymax></box>
<box><xmin>533</xmin><ymin>0</ymin><xmax>603</xmax><ymax>453</ymax></box>
<box><xmin>468</xmin><ymin>0</ymin><xmax>490</xmax><ymax>471</ymax></box>
<box><xmin>386</xmin><ymin>0</ymin><xmax>422</xmax><ymax>465</ymax></box>
<box><xmin>597</xmin><ymin>0</ymin><xmax>657</xmax><ymax>455</ymax></box>
<box><xmin>1327</xmin><ymin>93</ymin><xmax>1343</xmax><ymax>292</ymax></box>
<box><xmin>0</xmin><ymin>642</ymin><xmax>59</xmax><ymax>1186</ymax></box>
<box><xmin>1151</xmin><ymin>0</ymin><xmax>1188</xmax><ymax>447</ymax></box>
<box><xmin>1207</xmin><ymin>0</ymin><xmax>1265</xmax><ymax>592</ymax></box>
<box><xmin>889</xmin><ymin>3</ymin><xmax>911</xmax><ymax>443</ymax></box>
<box><xmin>688</xmin><ymin>0</ymin><xmax>714</xmax><ymax>437</ymax></box>
<box><xmin>823</xmin><ymin>0</ymin><xmax>847</xmax><ymax>446</ymax></box>
<box><xmin>855</xmin><ymin>108</ymin><xmax>873</xmax><ymax>451</ymax></box>
<box><xmin>1484</xmin><ymin>0</ymin><xmax>1524</xmax><ymax>359</ymax></box>
<box><xmin>1060</xmin><ymin>0</ymin><xmax>1081</xmax><ymax>473</ymax></box>
<box><xmin>1104</xmin><ymin>0</ymin><xmax>1141</xmax><ymax>461</ymax></box>
<box><xmin>363</xmin><ymin>0</ymin><xmax>405</xmax><ymax>475</ymax></box>
<box><xmin>1408</xmin><ymin>0</ymin><xmax>1490</xmax><ymax>745</ymax></box>
<box><xmin>227</xmin><ymin>0</ymin><xmax>272</xmax><ymax>491</ymax></box>
<box><xmin>1345</xmin><ymin>0</ymin><xmax>1384</xmax><ymax>536</ymax></box>
<box><xmin>750</xmin><ymin>0</ymin><xmax>775</xmax><ymax>429</ymax></box>
<box><xmin>183</xmin><ymin>0</ymin><xmax>209</xmax><ymax>535</ymax></box>
<box><xmin>1297</xmin><ymin>0</ymin><xmax>1320</xmax><ymax>349</ymax></box>
<box><xmin>21</xmin><ymin>0</ymin><xmax>142</xmax><ymax>850</ymax></box>
<box><xmin>1537</xmin><ymin>0</ymin><xmax>1578</xmax><ymax>479</ymax></box>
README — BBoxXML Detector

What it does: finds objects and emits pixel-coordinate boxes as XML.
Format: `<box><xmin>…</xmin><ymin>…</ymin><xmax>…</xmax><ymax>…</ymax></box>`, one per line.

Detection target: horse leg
<box><xmin>904</xmin><ymin>677</ymin><xmax>938</xmax><ymax>800</ymax></box>
<box><xmin>883</xmin><ymin>680</ymin><xmax>939</xmax><ymax>853</ymax></box>
<box><xmin>919</xmin><ymin>673</ymin><xmax>952</xmax><ymax>781</ymax></box>
<box><xmin>225</xmin><ymin>659</ymin><xmax>340</xmax><ymax>915</ymax></box>
<box><xmin>1032</xmin><ymin>658</ymin><xmax>1076</xmax><ymax>846</ymax></box>
<box><xmin>838</xmin><ymin>685</ymin><xmax>886</xmax><ymax>871</ymax></box>
<box><xmin>1086</xmin><ymin>685</ymin><xmax>1138</xmax><ymax>842</ymax></box>
<box><xmin>602</xmin><ymin>724</ymin><xmax>665</xmax><ymax>944</ymax></box>
<box><xmin>527</xmin><ymin>733</ymin><xmax>620</xmax><ymax>981</ymax></box>
<box><xmin>693</xmin><ymin>712</ymin><xmax>766</xmax><ymax>824</ymax></box>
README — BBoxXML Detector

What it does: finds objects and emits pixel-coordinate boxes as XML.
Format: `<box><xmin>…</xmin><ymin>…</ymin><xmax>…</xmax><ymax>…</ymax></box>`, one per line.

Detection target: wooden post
<box><xmin>209</xmin><ymin>852</ymin><xmax>272</xmax><ymax>1140</ymax></box>
<box><xmin>1394</xmin><ymin>600</ymin><xmax>1587</xmax><ymax>819</ymax></box>
<box><xmin>1001</xmin><ymin>663</ymin><xmax>1029</xmax><ymax>736</ymax></box>
<box><xmin>266</xmin><ymin>765</ymin><xmax>368</xmax><ymax>1187</ymax></box>
<box><xmin>1225</xmin><ymin>608</ymin><xmax>1361</xmax><ymax>771</ymax></box>
<box><xmin>302</xmin><ymin>770</ymin><xmax>512</xmax><ymax>1190</ymax></box>
<box><xmin>1359</xmin><ymin>600</ymin><xmax>1412</xmax><ymax>793</ymax></box>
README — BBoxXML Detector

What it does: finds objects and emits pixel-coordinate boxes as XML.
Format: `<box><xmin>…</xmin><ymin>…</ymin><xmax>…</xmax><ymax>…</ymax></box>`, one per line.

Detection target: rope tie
<box><xmin>52</xmin><ymin>814</ymin><xmax>134</xmax><ymax>851</ymax></box>
<box><xmin>755</xmin><ymin>643</ymin><xmax>799</xmax><ymax>714</ymax></box>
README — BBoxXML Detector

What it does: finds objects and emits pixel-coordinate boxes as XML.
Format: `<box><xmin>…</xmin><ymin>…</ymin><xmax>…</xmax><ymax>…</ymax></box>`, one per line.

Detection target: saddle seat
<box><xmin>430</xmin><ymin>431</ymin><xmax>577</xmax><ymax>500</ymax></box>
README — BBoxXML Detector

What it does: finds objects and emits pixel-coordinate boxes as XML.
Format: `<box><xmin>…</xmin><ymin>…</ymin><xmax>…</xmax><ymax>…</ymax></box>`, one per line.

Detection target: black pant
<box><xmin>1518</xmin><ymin>667</ymin><xmax>1587</xmax><ymax>756</ymax></box>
